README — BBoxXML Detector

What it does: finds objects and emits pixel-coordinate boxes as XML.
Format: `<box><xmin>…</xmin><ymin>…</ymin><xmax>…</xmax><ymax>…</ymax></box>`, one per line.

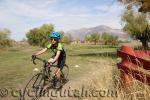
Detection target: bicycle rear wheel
<box><xmin>21</xmin><ymin>73</ymin><xmax>45</xmax><ymax>100</ymax></box>
<box><xmin>61</xmin><ymin>64</ymin><xmax>69</xmax><ymax>83</ymax></box>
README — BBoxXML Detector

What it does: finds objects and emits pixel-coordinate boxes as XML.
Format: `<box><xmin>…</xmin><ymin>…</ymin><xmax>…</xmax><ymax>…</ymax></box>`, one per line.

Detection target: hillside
<box><xmin>67</xmin><ymin>25</ymin><xmax>128</xmax><ymax>40</ymax></box>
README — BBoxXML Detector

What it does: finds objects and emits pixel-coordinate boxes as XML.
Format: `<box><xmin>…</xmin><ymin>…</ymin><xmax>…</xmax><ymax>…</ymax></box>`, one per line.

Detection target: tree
<box><xmin>0</xmin><ymin>28</ymin><xmax>11</xmax><ymax>40</ymax></box>
<box><xmin>59</xmin><ymin>31</ymin><xmax>65</xmax><ymax>39</ymax></box>
<box><xmin>90</xmin><ymin>32</ymin><xmax>100</xmax><ymax>45</ymax></box>
<box><xmin>59</xmin><ymin>32</ymin><xmax>73</xmax><ymax>44</ymax></box>
<box><xmin>121</xmin><ymin>10</ymin><xmax>150</xmax><ymax>49</ymax></box>
<box><xmin>26</xmin><ymin>24</ymin><xmax>54</xmax><ymax>47</ymax></box>
<box><xmin>0</xmin><ymin>28</ymin><xmax>12</xmax><ymax>48</ymax></box>
<box><xmin>110</xmin><ymin>35</ymin><xmax>119</xmax><ymax>45</ymax></box>
<box><xmin>84</xmin><ymin>35</ymin><xmax>91</xmax><ymax>43</ymax></box>
<box><xmin>21</xmin><ymin>38</ymin><xmax>27</xmax><ymax>42</ymax></box>
<box><xmin>62</xmin><ymin>35</ymin><xmax>71</xmax><ymax>44</ymax></box>
<box><xmin>101</xmin><ymin>32</ymin><xmax>110</xmax><ymax>45</ymax></box>
<box><xmin>101</xmin><ymin>32</ymin><xmax>119</xmax><ymax>45</ymax></box>
<box><xmin>118</xmin><ymin>0</ymin><xmax>150</xmax><ymax>12</ymax></box>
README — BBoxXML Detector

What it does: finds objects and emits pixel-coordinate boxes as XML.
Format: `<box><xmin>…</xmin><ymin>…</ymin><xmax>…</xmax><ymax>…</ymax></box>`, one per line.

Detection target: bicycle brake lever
<box><xmin>33</xmin><ymin>60</ymin><xmax>37</xmax><ymax>65</ymax></box>
<box><xmin>31</xmin><ymin>55</ymin><xmax>37</xmax><ymax>65</ymax></box>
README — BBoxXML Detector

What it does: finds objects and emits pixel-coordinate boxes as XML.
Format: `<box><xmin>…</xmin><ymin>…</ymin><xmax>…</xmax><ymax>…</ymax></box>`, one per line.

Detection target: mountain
<box><xmin>67</xmin><ymin>25</ymin><xmax>128</xmax><ymax>40</ymax></box>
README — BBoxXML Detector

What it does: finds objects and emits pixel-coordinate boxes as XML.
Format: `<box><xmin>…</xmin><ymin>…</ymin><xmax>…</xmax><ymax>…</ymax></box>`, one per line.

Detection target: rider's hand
<box><xmin>46</xmin><ymin>62</ymin><xmax>52</xmax><ymax>67</ymax></box>
<box><xmin>48</xmin><ymin>58</ymin><xmax>55</xmax><ymax>64</ymax></box>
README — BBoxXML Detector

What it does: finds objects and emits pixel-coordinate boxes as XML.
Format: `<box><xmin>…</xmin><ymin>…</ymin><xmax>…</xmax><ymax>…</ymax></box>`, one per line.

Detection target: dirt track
<box><xmin>39</xmin><ymin>59</ymin><xmax>121</xmax><ymax>100</ymax></box>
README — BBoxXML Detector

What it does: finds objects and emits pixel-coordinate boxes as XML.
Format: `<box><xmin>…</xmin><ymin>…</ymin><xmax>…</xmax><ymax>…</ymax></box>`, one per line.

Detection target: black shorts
<box><xmin>57</xmin><ymin>55</ymin><xmax>66</xmax><ymax>70</ymax></box>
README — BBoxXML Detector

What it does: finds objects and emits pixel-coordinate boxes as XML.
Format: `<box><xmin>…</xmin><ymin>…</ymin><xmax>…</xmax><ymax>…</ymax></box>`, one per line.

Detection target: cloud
<box><xmin>0</xmin><ymin>0</ymin><xmax>61</xmax><ymax>40</ymax></box>
<box><xmin>94</xmin><ymin>2</ymin><xmax>124</xmax><ymax>14</ymax></box>
<box><xmin>0</xmin><ymin>0</ymin><xmax>124</xmax><ymax>40</ymax></box>
<box><xmin>44</xmin><ymin>13</ymin><xmax>122</xmax><ymax>32</ymax></box>
<box><xmin>0</xmin><ymin>0</ymin><xmax>60</xmax><ymax>18</ymax></box>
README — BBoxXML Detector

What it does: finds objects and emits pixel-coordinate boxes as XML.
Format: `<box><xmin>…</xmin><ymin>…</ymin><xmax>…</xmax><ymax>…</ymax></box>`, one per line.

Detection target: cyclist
<box><xmin>33</xmin><ymin>31</ymin><xmax>66</xmax><ymax>89</ymax></box>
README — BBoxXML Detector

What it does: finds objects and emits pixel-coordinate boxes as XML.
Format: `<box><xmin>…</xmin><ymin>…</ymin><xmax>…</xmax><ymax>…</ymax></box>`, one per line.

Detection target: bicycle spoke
<box><xmin>21</xmin><ymin>73</ymin><xmax>45</xmax><ymax>100</ymax></box>
<box><xmin>21</xmin><ymin>59</ymin><xmax>69</xmax><ymax>100</ymax></box>
<box><xmin>61</xmin><ymin>64</ymin><xmax>69</xmax><ymax>80</ymax></box>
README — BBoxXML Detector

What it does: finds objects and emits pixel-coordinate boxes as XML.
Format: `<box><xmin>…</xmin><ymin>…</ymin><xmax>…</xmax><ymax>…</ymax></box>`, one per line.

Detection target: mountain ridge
<box><xmin>66</xmin><ymin>25</ymin><xmax>128</xmax><ymax>40</ymax></box>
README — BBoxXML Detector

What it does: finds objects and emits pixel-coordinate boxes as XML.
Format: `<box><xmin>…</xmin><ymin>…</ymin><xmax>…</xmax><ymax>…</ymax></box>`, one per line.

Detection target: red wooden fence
<box><xmin>117</xmin><ymin>45</ymin><xmax>150</xmax><ymax>86</ymax></box>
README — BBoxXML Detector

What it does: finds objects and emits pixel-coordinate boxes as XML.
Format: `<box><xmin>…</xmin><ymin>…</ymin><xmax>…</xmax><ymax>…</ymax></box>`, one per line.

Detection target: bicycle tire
<box><xmin>49</xmin><ymin>64</ymin><xmax>69</xmax><ymax>80</ymax></box>
<box><xmin>21</xmin><ymin>73</ymin><xmax>45</xmax><ymax>100</ymax></box>
<box><xmin>61</xmin><ymin>64</ymin><xmax>69</xmax><ymax>81</ymax></box>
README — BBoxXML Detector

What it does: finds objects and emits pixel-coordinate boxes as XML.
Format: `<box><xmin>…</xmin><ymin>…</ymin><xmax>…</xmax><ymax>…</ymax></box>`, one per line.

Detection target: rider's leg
<box><xmin>53</xmin><ymin>55</ymin><xmax>66</xmax><ymax>88</ymax></box>
<box><xmin>52</xmin><ymin>67</ymin><xmax>62</xmax><ymax>88</ymax></box>
<box><xmin>54</xmin><ymin>55</ymin><xmax>65</xmax><ymax>79</ymax></box>
<box><xmin>54</xmin><ymin>67</ymin><xmax>61</xmax><ymax>79</ymax></box>
<box><xmin>54</xmin><ymin>59</ymin><xmax>65</xmax><ymax>88</ymax></box>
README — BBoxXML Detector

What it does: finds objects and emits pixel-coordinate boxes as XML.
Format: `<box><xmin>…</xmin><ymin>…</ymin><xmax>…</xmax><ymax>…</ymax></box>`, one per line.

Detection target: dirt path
<box><xmin>39</xmin><ymin>59</ymin><xmax>122</xmax><ymax>100</ymax></box>
<box><xmin>7</xmin><ymin>58</ymin><xmax>121</xmax><ymax>100</ymax></box>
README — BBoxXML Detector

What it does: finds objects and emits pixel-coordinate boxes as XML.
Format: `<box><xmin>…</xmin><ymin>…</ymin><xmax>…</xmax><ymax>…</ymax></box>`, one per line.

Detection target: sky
<box><xmin>0</xmin><ymin>0</ymin><xmax>125</xmax><ymax>41</ymax></box>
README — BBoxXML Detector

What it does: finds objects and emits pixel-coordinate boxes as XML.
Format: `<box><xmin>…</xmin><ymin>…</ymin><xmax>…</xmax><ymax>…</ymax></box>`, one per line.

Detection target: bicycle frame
<box><xmin>31</xmin><ymin>56</ymin><xmax>69</xmax><ymax>88</ymax></box>
<box><xmin>21</xmin><ymin>56</ymin><xmax>69</xmax><ymax>100</ymax></box>
<box><xmin>31</xmin><ymin>56</ymin><xmax>52</xmax><ymax>88</ymax></box>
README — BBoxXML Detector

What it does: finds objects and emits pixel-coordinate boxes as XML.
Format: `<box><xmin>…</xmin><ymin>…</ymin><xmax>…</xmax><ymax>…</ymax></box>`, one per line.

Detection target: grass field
<box><xmin>0</xmin><ymin>43</ymin><xmax>150</xmax><ymax>100</ymax></box>
<box><xmin>0</xmin><ymin>44</ymin><xmax>116</xmax><ymax>86</ymax></box>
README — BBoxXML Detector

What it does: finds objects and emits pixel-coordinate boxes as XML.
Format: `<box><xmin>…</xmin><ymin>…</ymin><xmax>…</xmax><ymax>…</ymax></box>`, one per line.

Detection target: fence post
<box><xmin>120</xmin><ymin>45</ymin><xmax>136</xmax><ymax>87</ymax></box>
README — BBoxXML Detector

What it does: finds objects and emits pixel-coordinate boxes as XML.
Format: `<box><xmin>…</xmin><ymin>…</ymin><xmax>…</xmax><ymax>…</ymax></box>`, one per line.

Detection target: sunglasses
<box><xmin>50</xmin><ymin>38</ymin><xmax>58</xmax><ymax>41</ymax></box>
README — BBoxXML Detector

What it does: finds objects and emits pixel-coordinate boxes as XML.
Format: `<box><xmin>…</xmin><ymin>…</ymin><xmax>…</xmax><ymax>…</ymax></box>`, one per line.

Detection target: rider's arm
<box><xmin>35</xmin><ymin>48</ymin><xmax>47</xmax><ymax>56</ymax></box>
<box><xmin>48</xmin><ymin>50</ymin><xmax>61</xmax><ymax>63</ymax></box>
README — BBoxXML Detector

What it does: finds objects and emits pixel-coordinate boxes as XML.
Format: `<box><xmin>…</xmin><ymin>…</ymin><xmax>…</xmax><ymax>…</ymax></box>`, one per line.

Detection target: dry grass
<box><xmin>114</xmin><ymin>53</ymin><xmax>150</xmax><ymax>100</ymax></box>
<box><xmin>1</xmin><ymin>43</ymin><xmax>150</xmax><ymax>100</ymax></box>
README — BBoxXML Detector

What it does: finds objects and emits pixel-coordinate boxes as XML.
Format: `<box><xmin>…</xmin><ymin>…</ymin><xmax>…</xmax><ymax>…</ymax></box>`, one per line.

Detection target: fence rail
<box><xmin>117</xmin><ymin>45</ymin><xmax>150</xmax><ymax>86</ymax></box>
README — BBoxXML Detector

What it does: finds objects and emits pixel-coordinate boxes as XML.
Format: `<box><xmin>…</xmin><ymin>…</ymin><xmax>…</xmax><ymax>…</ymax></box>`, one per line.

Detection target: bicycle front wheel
<box><xmin>21</xmin><ymin>73</ymin><xmax>45</xmax><ymax>100</ymax></box>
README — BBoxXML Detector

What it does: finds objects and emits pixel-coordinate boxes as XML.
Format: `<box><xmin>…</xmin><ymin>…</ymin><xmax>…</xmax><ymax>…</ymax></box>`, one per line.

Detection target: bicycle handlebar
<box><xmin>31</xmin><ymin>55</ymin><xmax>48</xmax><ymax>65</ymax></box>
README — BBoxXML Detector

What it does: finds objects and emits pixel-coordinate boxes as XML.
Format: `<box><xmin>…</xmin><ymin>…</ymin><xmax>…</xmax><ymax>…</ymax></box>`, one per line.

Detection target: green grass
<box><xmin>1</xmin><ymin>43</ymin><xmax>150</xmax><ymax>100</ymax></box>
<box><xmin>0</xmin><ymin>45</ymin><xmax>39</xmax><ymax>88</ymax></box>
<box><xmin>0</xmin><ymin>44</ymin><xmax>117</xmax><ymax>89</ymax></box>
<box><xmin>0</xmin><ymin>43</ymin><xmax>119</xmax><ymax>100</ymax></box>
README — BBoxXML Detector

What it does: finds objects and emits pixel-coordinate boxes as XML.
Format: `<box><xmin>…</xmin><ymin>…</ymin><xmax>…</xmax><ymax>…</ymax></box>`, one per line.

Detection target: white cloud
<box><xmin>0</xmin><ymin>0</ymin><xmax>61</xmax><ymax>18</ymax></box>
<box><xmin>0</xmin><ymin>0</ymin><xmax>124</xmax><ymax>40</ymax></box>
<box><xmin>45</xmin><ymin>14</ymin><xmax>122</xmax><ymax>32</ymax></box>
<box><xmin>95</xmin><ymin>2</ymin><xmax>124</xmax><ymax>13</ymax></box>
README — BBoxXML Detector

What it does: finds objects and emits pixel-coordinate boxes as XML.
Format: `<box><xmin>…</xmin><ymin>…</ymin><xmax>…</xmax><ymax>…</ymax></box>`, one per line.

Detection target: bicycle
<box><xmin>21</xmin><ymin>56</ymin><xmax>69</xmax><ymax>100</ymax></box>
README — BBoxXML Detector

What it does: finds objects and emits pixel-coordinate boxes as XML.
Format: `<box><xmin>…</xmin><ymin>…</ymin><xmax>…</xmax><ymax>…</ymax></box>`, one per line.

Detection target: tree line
<box><xmin>26</xmin><ymin>24</ymin><xmax>73</xmax><ymax>47</ymax></box>
<box><xmin>23</xmin><ymin>9</ymin><xmax>150</xmax><ymax>49</ymax></box>
<box><xmin>26</xmin><ymin>0</ymin><xmax>150</xmax><ymax>49</ymax></box>
<box><xmin>0</xmin><ymin>28</ymin><xmax>12</xmax><ymax>48</ymax></box>
<box><xmin>84</xmin><ymin>32</ymin><xmax>119</xmax><ymax>45</ymax></box>
<box><xmin>1</xmin><ymin>7</ymin><xmax>150</xmax><ymax>49</ymax></box>
<box><xmin>26</xmin><ymin>24</ymin><xmax>119</xmax><ymax>46</ymax></box>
